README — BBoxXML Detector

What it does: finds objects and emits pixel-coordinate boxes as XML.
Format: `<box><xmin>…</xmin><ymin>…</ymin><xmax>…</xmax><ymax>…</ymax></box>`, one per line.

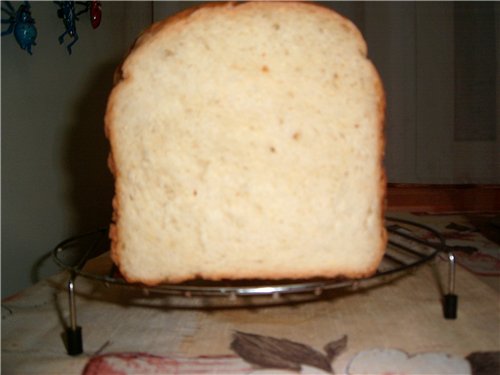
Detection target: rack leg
<box><xmin>443</xmin><ymin>252</ymin><xmax>458</xmax><ymax>320</ymax></box>
<box><xmin>66</xmin><ymin>274</ymin><xmax>83</xmax><ymax>355</ymax></box>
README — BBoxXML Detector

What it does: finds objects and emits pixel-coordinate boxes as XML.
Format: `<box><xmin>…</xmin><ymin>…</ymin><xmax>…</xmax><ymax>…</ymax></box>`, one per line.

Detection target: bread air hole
<box><xmin>164</xmin><ymin>49</ymin><xmax>175</xmax><ymax>57</ymax></box>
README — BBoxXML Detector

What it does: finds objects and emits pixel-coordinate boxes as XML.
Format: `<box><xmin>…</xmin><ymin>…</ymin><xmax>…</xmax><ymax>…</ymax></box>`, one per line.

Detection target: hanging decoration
<box><xmin>88</xmin><ymin>1</ymin><xmax>102</xmax><ymax>29</ymax></box>
<box><xmin>55</xmin><ymin>1</ymin><xmax>79</xmax><ymax>55</ymax></box>
<box><xmin>1</xmin><ymin>1</ymin><xmax>38</xmax><ymax>55</ymax></box>
<box><xmin>1</xmin><ymin>1</ymin><xmax>102</xmax><ymax>55</ymax></box>
<box><xmin>54</xmin><ymin>1</ymin><xmax>102</xmax><ymax>55</ymax></box>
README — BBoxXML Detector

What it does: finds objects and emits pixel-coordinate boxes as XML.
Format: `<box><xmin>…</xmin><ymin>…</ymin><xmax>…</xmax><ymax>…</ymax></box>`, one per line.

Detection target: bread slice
<box><xmin>105</xmin><ymin>2</ymin><xmax>386</xmax><ymax>285</ymax></box>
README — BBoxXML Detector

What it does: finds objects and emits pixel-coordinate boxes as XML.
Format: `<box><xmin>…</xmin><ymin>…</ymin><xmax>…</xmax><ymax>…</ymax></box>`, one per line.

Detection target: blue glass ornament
<box><xmin>54</xmin><ymin>1</ymin><xmax>100</xmax><ymax>55</ymax></box>
<box><xmin>54</xmin><ymin>1</ymin><xmax>79</xmax><ymax>55</ymax></box>
<box><xmin>1</xmin><ymin>1</ymin><xmax>37</xmax><ymax>55</ymax></box>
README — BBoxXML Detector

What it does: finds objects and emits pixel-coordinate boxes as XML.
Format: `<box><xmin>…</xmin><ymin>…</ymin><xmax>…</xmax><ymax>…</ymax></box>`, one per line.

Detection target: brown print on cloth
<box><xmin>230</xmin><ymin>331</ymin><xmax>348</xmax><ymax>373</ymax></box>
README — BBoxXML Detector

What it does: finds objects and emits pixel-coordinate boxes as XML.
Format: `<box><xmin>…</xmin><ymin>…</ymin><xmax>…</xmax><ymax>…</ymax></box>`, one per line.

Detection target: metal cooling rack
<box><xmin>53</xmin><ymin>217</ymin><xmax>458</xmax><ymax>355</ymax></box>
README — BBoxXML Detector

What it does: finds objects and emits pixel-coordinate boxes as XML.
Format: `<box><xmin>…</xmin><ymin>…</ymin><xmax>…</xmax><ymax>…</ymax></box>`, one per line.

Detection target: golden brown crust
<box><xmin>376</xmin><ymin>76</ymin><xmax>388</xmax><ymax>270</ymax></box>
<box><xmin>374</xmin><ymin>62</ymin><xmax>388</xmax><ymax>266</ymax></box>
<box><xmin>118</xmin><ymin>268</ymin><xmax>384</xmax><ymax>287</ymax></box>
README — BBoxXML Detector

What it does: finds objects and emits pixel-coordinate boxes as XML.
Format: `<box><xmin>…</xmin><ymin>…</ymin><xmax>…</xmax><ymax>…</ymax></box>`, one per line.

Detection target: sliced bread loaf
<box><xmin>105</xmin><ymin>2</ymin><xmax>386</xmax><ymax>285</ymax></box>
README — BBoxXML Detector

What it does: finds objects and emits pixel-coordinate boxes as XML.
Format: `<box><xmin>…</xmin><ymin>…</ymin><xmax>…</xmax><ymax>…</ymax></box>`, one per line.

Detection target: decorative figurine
<box><xmin>88</xmin><ymin>1</ymin><xmax>101</xmax><ymax>29</ymax></box>
<box><xmin>1</xmin><ymin>1</ymin><xmax>37</xmax><ymax>55</ymax></box>
<box><xmin>54</xmin><ymin>1</ymin><xmax>80</xmax><ymax>54</ymax></box>
<box><xmin>54</xmin><ymin>1</ymin><xmax>101</xmax><ymax>54</ymax></box>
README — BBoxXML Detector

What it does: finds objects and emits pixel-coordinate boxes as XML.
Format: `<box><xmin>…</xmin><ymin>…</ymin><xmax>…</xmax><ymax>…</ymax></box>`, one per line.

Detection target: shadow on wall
<box><xmin>63</xmin><ymin>60</ymin><xmax>120</xmax><ymax>235</ymax></box>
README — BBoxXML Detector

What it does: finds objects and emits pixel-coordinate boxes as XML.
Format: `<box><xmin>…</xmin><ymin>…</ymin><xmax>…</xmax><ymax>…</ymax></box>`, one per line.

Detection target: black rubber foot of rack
<box><xmin>443</xmin><ymin>294</ymin><xmax>458</xmax><ymax>320</ymax></box>
<box><xmin>66</xmin><ymin>326</ymin><xmax>83</xmax><ymax>355</ymax></box>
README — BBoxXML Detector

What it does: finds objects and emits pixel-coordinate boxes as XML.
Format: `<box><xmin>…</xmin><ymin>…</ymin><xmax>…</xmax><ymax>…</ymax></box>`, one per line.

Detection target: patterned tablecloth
<box><xmin>2</xmin><ymin>212</ymin><xmax>499</xmax><ymax>374</ymax></box>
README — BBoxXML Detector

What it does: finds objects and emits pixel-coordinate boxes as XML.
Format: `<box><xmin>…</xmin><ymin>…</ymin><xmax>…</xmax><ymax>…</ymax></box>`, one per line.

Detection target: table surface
<box><xmin>2</xmin><ymin>212</ymin><xmax>499</xmax><ymax>374</ymax></box>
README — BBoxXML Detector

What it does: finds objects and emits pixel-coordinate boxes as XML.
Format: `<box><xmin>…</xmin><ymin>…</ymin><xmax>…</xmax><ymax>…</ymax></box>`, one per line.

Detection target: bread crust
<box><xmin>105</xmin><ymin>1</ymin><xmax>386</xmax><ymax>285</ymax></box>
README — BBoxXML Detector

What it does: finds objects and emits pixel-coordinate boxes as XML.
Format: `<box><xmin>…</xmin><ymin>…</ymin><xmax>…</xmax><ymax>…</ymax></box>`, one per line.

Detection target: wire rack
<box><xmin>52</xmin><ymin>216</ymin><xmax>458</xmax><ymax>355</ymax></box>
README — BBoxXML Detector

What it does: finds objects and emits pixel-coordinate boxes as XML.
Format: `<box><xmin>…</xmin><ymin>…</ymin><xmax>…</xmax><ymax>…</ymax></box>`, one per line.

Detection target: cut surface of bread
<box><xmin>105</xmin><ymin>1</ymin><xmax>386</xmax><ymax>285</ymax></box>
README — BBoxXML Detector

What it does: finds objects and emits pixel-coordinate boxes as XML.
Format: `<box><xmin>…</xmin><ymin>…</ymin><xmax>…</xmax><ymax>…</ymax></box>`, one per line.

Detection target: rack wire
<box><xmin>52</xmin><ymin>217</ymin><xmax>458</xmax><ymax>355</ymax></box>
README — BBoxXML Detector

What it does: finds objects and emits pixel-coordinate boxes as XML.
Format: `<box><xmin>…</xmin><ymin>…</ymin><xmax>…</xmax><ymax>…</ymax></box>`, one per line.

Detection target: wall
<box><xmin>365</xmin><ymin>2</ymin><xmax>499</xmax><ymax>183</ymax></box>
<box><xmin>2</xmin><ymin>1</ymin><xmax>152</xmax><ymax>297</ymax></box>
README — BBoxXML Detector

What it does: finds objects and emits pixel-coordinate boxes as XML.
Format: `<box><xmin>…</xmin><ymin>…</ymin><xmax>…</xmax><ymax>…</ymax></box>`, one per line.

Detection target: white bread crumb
<box><xmin>105</xmin><ymin>2</ymin><xmax>386</xmax><ymax>285</ymax></box>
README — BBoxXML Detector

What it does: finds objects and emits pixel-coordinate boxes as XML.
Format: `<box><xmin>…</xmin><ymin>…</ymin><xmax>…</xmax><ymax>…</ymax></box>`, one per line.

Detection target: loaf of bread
<box><xmin>105</xmin><ymin>1</ymin><xmax>386</xmax><ymax>285</ymax></box>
